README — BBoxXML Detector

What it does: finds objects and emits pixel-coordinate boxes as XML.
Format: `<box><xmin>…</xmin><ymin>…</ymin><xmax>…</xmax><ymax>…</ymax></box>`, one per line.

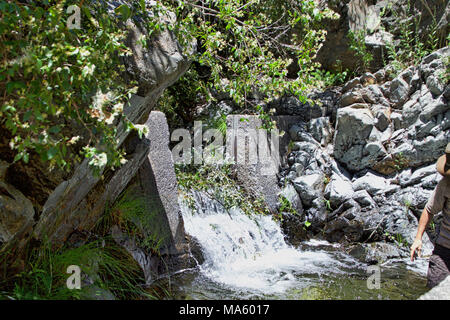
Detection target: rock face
<box><xmin>279</xmin><ymin>47</ymin><xmax>449</xmax><ymax>255</ymax></box>
<box><xmin>0</xmin><ymin>174</ymin><xmax>34</xmax><ymax>244</ymax></box>
<box><xmin>418</xmin><ymin>275</ymin><xmax>450</xmax><ymax>300</ymax></box>
<box><xmin>333</xmin><ymin>47</ymin><xmax>450</xmax><ymax>175</ymax></box>
<box><xmin>317</xmin><ymin>0</ymin><xmax>449</xmax><ymax>72</ymax></box>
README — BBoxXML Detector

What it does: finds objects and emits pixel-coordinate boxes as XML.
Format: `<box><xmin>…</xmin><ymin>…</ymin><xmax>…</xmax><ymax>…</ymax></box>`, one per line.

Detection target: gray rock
<box><xmin>308</xmin><ymin>117</ymin><xmax>333</xmax><ymax>146</ymax></box>
<box><xmin>426</xmin><ymin>75</ymin><xmax>445</xmax><ymax>97</ymax></box>
<box><xmin>333</xmin><ymin>107</ymin><xmax>377</xmax><ymax>172</ymax></box>
<box><xmin>0</xmin><ymin>180</ymin><xmax>35</xmax><ymax>244</ymax></box>
<box><xmin>390</xmin><ymin>76</ymin><xmax>410</xmax><ymax>107</ymax></box>
<box><xmin>418</xmin><ymin>276</ymin><xmax>450</xmax><ymax>300</ymax></box>
<box><xmin>347</xmin><ymin>242</ymin><xmax>408</xmax><ymax>264</ymax></box>
<box><xmin>339</xmin><ymin>91</ymin><xmax>364</xmax><ymax>107</ymax></box>
<box><xmin>279</xmin><ymin>183</ymin><xmax>303</xmax><ymax>215</ymax></box>
<box><xmin>399</xmin><ymin>164</ymin><xmax>438</xmax><ymax>187</ymax></box>
<box><xmin>374</xmin><ymin>107</ymin><xmax>390</xmax><ymax>132</ymax></box>
<box><xmin>342</xmin><ymin>78</ymin><xmax>361</xmax><ymax>93</ymax></box>
<box><xmin>121</xmin><ymin>6</ymin><xmax>195</xmax><ymax>98</ymax></box>
<box><xmin>325</xmin><ymin>173</ymin><xmax>354</xmax><ymax>208</ymax></box>
<box><xmin>293</xmin><ymin>173</ymin><xmax>324</xmax><ymax>207</ymax></box>
<box><xmin>133</xmin><ymin>111</ymin><xmax>187</xmax><ymax>254</ymax></box>
<box><xmin>352</xmin><ymin>190</ymin><xmax>377</xmax><ymax>208</ymax></box>
<box><xmin>352</xmin><ymin>172</ymin><xmax>389</xmax><ymax>196</ymax></box>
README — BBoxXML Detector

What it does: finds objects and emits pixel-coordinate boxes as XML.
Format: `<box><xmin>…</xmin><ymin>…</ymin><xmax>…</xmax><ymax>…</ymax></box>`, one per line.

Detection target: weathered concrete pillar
<box><xmin>225</xmin><ymin>115</ymin><xmax>282</xmax><ymax>213</ymax></box>
<box><xmin>132</xmin><ymin>111</ymin><xmax>186</xmax><ymax>255</ymax></box>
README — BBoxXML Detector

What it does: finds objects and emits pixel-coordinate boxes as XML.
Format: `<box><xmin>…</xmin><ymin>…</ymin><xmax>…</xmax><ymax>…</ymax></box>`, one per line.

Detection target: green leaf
<box><xmin>47</xmin><ymin>147</ymin><xmax>59</xmax><ymax>160</ymax></box>
<box><xmin>49</xmin><ymin>126</ymin><xmax>61</xmax><ymax>134</ymax></box>
<box><xmin>115</xmin><ymin>4</ymin><xmax>132</xmax><ymax>21</ymax></box>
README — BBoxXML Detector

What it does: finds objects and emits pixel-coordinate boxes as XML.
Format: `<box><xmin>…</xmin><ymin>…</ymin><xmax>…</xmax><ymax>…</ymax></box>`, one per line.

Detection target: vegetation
<box><xmin>348</xmin><ymin>29</ymin><xmax>374</xmax><ymax>73</ymax></box>
<box><xmin>176</xmin><ymin>163</ymin><xmax>269</xmax><ymax>217</ymax></box>
<box><xmin>0</xmin><ymin>239</ymin><xmax>152</xmax><ymax>300</ymax></box>
<box><xmin>1</xmin><ymin>0</ymin><xmax>333</xmax><ymax>172</ymax></box>
<box><xmin>0</xmin><ymin>0</ymin><xmax>144</xmax><ymax>174</ymax></box>
<box><xmin>381</xmin><ymin>0</ymin><xmax>443</xmax><ymax>76</ymax></box>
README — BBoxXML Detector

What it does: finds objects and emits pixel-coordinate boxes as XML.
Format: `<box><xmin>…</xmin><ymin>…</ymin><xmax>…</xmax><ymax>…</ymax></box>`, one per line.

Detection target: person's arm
<box><xmin>410</xmin><ymin>207</ymin><xmax>431</xmax><ymax>261</ymax></box>
<box><xmin>411</xmin><ymin>179</ymin><xmax>445</xmax><ymax>261</ymax></box>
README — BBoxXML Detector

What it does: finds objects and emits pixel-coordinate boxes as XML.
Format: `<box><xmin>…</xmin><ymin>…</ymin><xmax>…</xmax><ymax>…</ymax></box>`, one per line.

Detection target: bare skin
<box><xmin>410</xmin><ymin>207</ymin><xmax>432</xmax><ymax>261</ymax></box>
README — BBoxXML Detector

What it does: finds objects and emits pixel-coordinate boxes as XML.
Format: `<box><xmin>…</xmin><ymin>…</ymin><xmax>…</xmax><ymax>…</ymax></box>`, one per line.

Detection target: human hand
<box><xmin>410</xmin><ymin>238</ymin><xmax>422</xmax><ymax>261</ymax></box>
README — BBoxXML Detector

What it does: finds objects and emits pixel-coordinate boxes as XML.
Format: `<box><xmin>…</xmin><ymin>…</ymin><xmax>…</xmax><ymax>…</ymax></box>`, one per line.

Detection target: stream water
<box><xmin>164</xmin><ymin>192</ymin><xmax>429</xmax><ymax>300</ymax></box>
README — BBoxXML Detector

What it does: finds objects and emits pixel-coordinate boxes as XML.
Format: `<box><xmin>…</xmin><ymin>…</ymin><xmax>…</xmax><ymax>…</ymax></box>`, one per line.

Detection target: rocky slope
<box><xmin>276</xmin><ymin>46</ymin><xmax>449</xmax><ymax>263</ymax></box>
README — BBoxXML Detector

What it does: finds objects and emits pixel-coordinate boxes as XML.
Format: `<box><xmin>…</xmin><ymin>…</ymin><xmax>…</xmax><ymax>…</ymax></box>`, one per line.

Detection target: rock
<box><xmin>121</xmin><ymin>4</ymin><xmax>195</xmax><ymax>99</ymax></box>
<box><xmin>280</xmin><ymin>212</ymin><xmax>309</xmax><ymax>246</ymax></box>
<box><xmin>324</xmin><ymin>216</ymin><xmax>364</xmax><ymax>243</ymax></box>
<box><xmin>325</xmin><ymin>172</ymin><xmax>354</xmax><ymax>208</ymax></box>
<box><xmin>292</xmin><ymin>173</ymin><xmax>324</xmax><ymax>207</ymax></box>
<box><xmin>374</xmin><ymin>107</ymin><xmax>390</xmax><ymax>132</ymax></box>
<box><xmin>339</xmin><ymin>91</ymin><xmax>364</xmax><ymax>107</ymax></box>
<box><xmin>360</xmin><ymin>72</ymin><xmax>377</xmax><ymax>86</ymax></box>
<box><xmin>131</xmin><ymin>111</ymin><xmax>187</xmax><ymax>254</ymax></box>
<box><xmin>374</xmin><ymin>69</ymin><xmax>385</xmax><ymax>83</ymax></box>
<box><xmin>308</xmin><ymin>117</ymin><xmax>333</xmax><ymax>146</ymax></box>
<box><xmin>382</xmin><ymin>207</ymin><xmax>434</xmax><ymax>256</ymax></box>
<box><xmin>347</xmin><ymin>242</ymin><xmax>408</xmax><ymax>264</ymax></box>
<box><xmin>0</xmin><ymin>180</ymin><xmax>35</xmax><ymax>244</ymax></box>
<box><xmin>352</xmin><ymin>172</ymin><xmax>389</xmax><ymax>196</ymax></box>
<box><xmin>342</xmin><ymin>78</ymin><xmax>361</xmax><ymax>93</ymax></box>
<box><xmin>279</xmin><ymin>183</ymin><xmax>303</xmax><ymax>215</ymax></box>
<box><xmin>418</xmin><ymin>275</ymin><xmax>450</xmax><ymax>300</ymax></box>
<box><xmin>426</xmin><ymin>75</ymin><xmax>445</xmax><ymax>97</ymax></box>
<box><xmin>418</xmin><ymin>95</ymin><xmax>448</xmax><ymax>123</ymax></box>
<box><xmin>306</xmin><ymin>197</ymin><xmax>328</xmax><ymax>230</ymax></box>
<box><xmin>399</xmin><ymin>164</ymin><xmax>438</xmax><ymax>187</ymax></box>
<box><xmin>352</xmin><ymin>190</ymin><xmax>377</xmax><ymax>208</ymax></box>
<box><xmin>274</xmin><ymin>96</ymin><xmax>323</xmax><ymax>120</ymax></box>
<box><xmin>334</xmin><ymin>106</ymin><xmax>384</xmax><ymax>173</ymax></box>
<box><xmin>390</xmin><ymin>76</ymin><xmax>410</xmax><ymax>107</ymax></box>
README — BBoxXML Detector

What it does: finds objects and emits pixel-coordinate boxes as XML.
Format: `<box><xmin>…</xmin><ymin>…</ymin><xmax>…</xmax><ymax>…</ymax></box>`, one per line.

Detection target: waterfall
<box><xmin>179</xmin><ymin>191</ymin><xmax>364</xmax><ymax>295</ymax></box>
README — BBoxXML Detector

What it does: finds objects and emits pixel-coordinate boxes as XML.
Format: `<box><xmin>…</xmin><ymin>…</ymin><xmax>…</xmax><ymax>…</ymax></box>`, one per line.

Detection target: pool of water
<box><xmin>162</xmin><ymin>240</ymin><xmax>428</xmax><ymax>300</ymax></box>
<box><xmin>159</xmin><ymin>193</ymin><xmax>429</xmax><ymax>300</ymax></box>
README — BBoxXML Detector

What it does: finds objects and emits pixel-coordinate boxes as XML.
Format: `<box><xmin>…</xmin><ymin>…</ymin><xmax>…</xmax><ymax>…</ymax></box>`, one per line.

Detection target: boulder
<box><xmin>347</xmin><ymin>242</ymin><xmax>408</xmax><ymax>264</ymax></box>
<box><xmin>293</xmin><ymin>173</ymin><xmax>324</xmax><ymax>207</ymax></box>
<box><xmin>325</xmin><ymin>172</ymin><xmax>354</xmax><ymax>208</ymax></box>
<box><xmin>0</xmin><ymin>179</ymin><xmax>35</xmax><ymax>244</ymax></box>
<box><xmin>419</xmin><ymin>276</ymin><xmax>450</xmax><ymax>300</ymax></box>
<box><xmin>333</xmin><ymin>106</ymin><xmax>385</xmax><ymax>172</ymax></box>
<box><xmin>352</xmin><ymin>172</ymin><xmax>389</xmax><ymax>196</ymax></box>
<box><xmin>279</xmin><ymin>183</ymin><xmax>303</xmax><ymax>215</ymax></box>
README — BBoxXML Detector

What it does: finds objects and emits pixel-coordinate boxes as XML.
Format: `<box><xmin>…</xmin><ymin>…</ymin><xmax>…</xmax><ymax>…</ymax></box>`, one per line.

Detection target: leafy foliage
<box><xmin>1</xmin><ymin>0</ymin><xmax>333</xmax><ymax>171</ymax></box>
<box><xmin>0</xmin><ymin>0</ymin><xmax>149</xmax><ymax>172</ymax></box>
<box><xmin>381</xmin><ymin>0</ymin><xmax>445</xmax><ymax>76</ymax></box>
<box><xmin>348</xmin><ymin>29</ymin><xmax>374</xmax><ymax>73</ymax></box>
<box><xmin>176</xmin><ymin>163</ymin><xmax>269</xmax><ymax>216</ymax></box>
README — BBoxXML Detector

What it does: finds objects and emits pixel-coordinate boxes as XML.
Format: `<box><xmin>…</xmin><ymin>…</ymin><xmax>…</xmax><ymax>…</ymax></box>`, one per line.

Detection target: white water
<box><xmin>179</xmin><ymin>191</ymin><xmax>364</xmax><ymax>295</ymax></box>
